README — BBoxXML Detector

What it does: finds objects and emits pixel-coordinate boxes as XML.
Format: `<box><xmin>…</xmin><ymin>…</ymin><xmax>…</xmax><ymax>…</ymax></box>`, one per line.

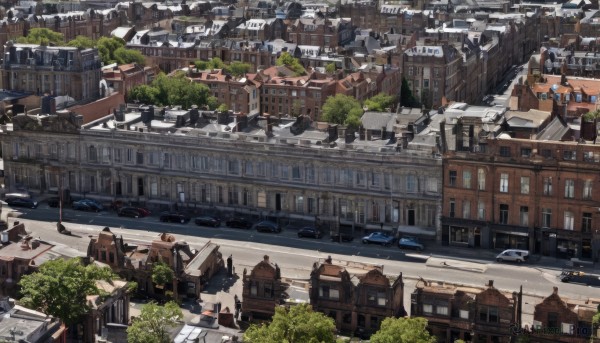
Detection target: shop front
<box><xmin>442</xmin><ymin>217</ymin><xmax>487</xmax><ymax>248</ymax></box>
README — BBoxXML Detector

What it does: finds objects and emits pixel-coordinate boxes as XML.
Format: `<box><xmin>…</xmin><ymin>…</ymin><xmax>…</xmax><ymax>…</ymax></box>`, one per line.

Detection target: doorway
<box><xmin>407</xmin><ymin>209</ymin><xmax>415</xmax><ymax>226</ymax></box>
<box><xmin>275</xmin><ymin>193</ymin><xmax>282</xmax><ymax>211</ymax></box>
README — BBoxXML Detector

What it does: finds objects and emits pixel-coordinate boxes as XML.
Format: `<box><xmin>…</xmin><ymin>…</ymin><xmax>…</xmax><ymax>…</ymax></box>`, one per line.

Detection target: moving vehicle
<box><xmin>118</xmin><ymin>207</ymin><xmax>143</xmax><ymax>218</ymax></box>
<box><xmin>297</xmin><ymin>227</ymin><xmax>323</xmax><ymax>239</ymax></box>
<box><xmin>255</xmin><ymin>220</ymin><xmax>281</xmax><ymax>233</ymax></box>
<box><xmin>496</xmin><ymin>249</ymin><xmax>529</xmax><ymax>263</ymax></box>
<box><xmin>5</xmin><ymin>197</ymin><xmax>38</xmax><ymax>209</ymax></box>
<box><xmin>398</xmin><ymin>236</ymin><xmax>425</xmax><ymax>251</ymax></box>
<box><xmin>225</xmin><ymin>217</ymin><xmax>253</xmax><ymax>229</ymax></box>
<box><xmin>72</xmin><ymin>199</ymin><xmax>102</xmax><ymax>212</ymax></box>
<box><xmin>159</xmin><ymin>212</ymin><xmax>190</xmax><ymax>224</ymax></box>
<box><xmin>559</xmin><ymin>270</ymin><xmax>600</xmax><ymax>286</ymax></box>
<box><xmin>194</xmin><ymin>216</ymin><xmax>221</xmax><ymax>227</ymax></box>
<box><xmin>362</xmin><ymin>232</ymin><xmax>395</xmax><ymax>246</ymax></box>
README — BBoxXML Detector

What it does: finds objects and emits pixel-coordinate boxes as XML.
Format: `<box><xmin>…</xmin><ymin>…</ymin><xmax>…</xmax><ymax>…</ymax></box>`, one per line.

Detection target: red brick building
<box><xmin>287</xmin><ymin>18</ymin><xmax>354</xmax><ymax>50</ymax></box>
<box><xmin>241</xmin><ymin>255</ymin><xmax>285</xmax><ymax>320</ymax></box>
<box><xmin>102</xmin><ymin>63</ymin><xmax>157</xmax><ymax>99</ymax></box>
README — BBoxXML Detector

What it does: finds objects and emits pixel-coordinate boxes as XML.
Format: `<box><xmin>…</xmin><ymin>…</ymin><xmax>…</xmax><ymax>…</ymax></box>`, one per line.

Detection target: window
<box><xmin>423</xmin><ymin>304</ymin><xmax>433</xmax><ymax>314</ymax></box>
<box><xmin>294</xmin><ymin>195</ymin><xmax>304</xmax><ymax>212</ymax></box>
<box><xmin>371</xmin><ymin>172</ymin><xmax>380</xmax><ymax>188</ymax></box>
<box><xmin>479</xmin><ymin>306</ymin><xmax>499</xmax><ymax>323</ymax></box>
<box><xmin>319</xmin><ymin>285</ymin><xmax>339</xmax><ymax>300</ymax></box>
<box><xmin>564</xmin><ymin>179</ymin><xmax>575</xmax><ymax>198</ymax></box>
<box><xmin>449</xmin><ymin>198</ymin><xmax>455</xmax><ymax>218</ymax></box>
<box><xmin>542</xmin><ymin>208</ymin><xmax>552</xmax><ymax>228</ymax></box>
<box><xmin>478</xmin><ymin>169</ymin><xmax>486</xmax><ymax>190</ymax></box>
<box><xmin>564</xmin><ymin>211</ymin><xmax>574</xmax><ymax>230</ymax></box>
<box><xmin>460</xmin><ymin>310</ymin><xmax>469</xmax><ymax>319</ymax></box>
<box><xmin>355</xmin><ymin>172</ymin><xmax>365</xmax><ymax>186</ymax></box>
<box><xmin>292</xmin><ymin>166</ymin><xmax>301</xmax><ymax>180</ymax></box>
<box><xmin>367</xmin><ymin>290</ymin><xmax>387</xmax><ymax>306</ymax></box>
<box><xmin>521</xmin><ymin>148</ymin><xmax>532</xmax><ymax>157</ymax></box>
<box><xmin>322</xmin><ymin>168</ymin><xmax>333</xmax><ymax>184</ymax></box>
<box><xmin>520</xmin><ymin>176</ymin><xmax>530</xmax><ymax>194</ymax></box>
<box><xmin>548</xmin><ymin>312</ymin><xmax>558</xmax><ymax>329</ymax></box>
<box><xmin>126</xmin><ymin>148</ymin><xmax>133</xmax><ymax>163</ymax></box>
<box><xmin>583</xmin><ymin>151</ymin><xmax>596</xmax><ymax>162</ymax></box>
<box><xmin>561</xmin><ymin>323</ymin><xmax>574</xmax><ymax>335</ymax></box>
<box><xmin>88</xmin><ymin>146</ymin><xmax>97</xmax><ymax>162</ymax></box>
<box><xmin>462</xmin><ymin>170</ymin><xmax>471</xmax><ymax>189</ymax></box>
<box><xmin>520</xmin><ymin>206</ymin><xmax>529</xmax><ymax>226</ymax></box>
<box><xmin>281</xmin><ymin>165</ymin><xmax>289</xmax><ymax>179</ymax></box>
<box><xmin>228</xmin><ymin>160</ymin><xmax>240</xmax><ymax>175</ymax></box>
<box><xmin>306</xmin><ymin>166</ymin><xmax>315</xmax><ymax>183</ymax></box>
<box><xmin>499</xmin><ymin>204</ymin><xmax>509</xmax><ymax>224</ymax></box>
<box><xmin>543</xmin><ymin>177</ymin><xmax>553</xmax><ymax>196</ymax></box>
<box><xmin>245</xmin><ymin>161</ymin><xmax>254</xmax><ymax>176</ymax></box>
<box><xmin>499</xmin><ymin>146</ymin><xmax>511</xmax><ymax>157</ymax></box>
<box><xmin>449</xmin><ymin>170</ymin><xmax>457</xmax><ymax>186</ymax></box>
<box><xmin>426</xmin><ymin>177</ymin><xmax>437</xmax><ymax>192</ymax></box>
<box><xmin>583</xmin><ymin>180</ymin><xmax>593</xmax><ymax>199</ymax></box>
<box><xmin>462</xmin><ymin>200</ymin><xmax>470</xmax><ymax>219</ymax></box>
<box><xmin>163</xmin><ymin>153</ymin><xmax>171</xmax><ymax>169</ymax></box>
<box><xmin>582</xmin><ymin>212</ymin><xmax>592</xmax><ymax>233</ymax></box>
<box><xmin>563</xmin><ymin>150</ymin><xmax>576</xmax><ymax>161</ymax></box>
<box><xmin>436</xmin><ymin>306</ymin><xmax>449</xmax><ymax>316</ymax></box>
<box><xmin>541</xmin><ymin>149</ymin><xmax>552</xmax><ymax>158</ymax></box>
<box><xmin>406</xmin><ymin>174</ymin><xmax>417</xmax><ymax>192</ymax></box>
<box><xmin>478</xmin><ymin>201</ymin><xmax>485</xmax><ymax>220</ymax></box>
<box><xmin>499</xmin><ymin>173</ymin><xmax>508</xmax><ymax>193</ymax></box>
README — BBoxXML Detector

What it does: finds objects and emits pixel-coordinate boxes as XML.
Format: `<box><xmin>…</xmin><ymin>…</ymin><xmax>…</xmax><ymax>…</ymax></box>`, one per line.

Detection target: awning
<box><xmin>494</xmin><ymin>230</ymin><xmax>528</xmax><ymax>237</ymax></box>
<box><xmin>397</xmin><ymin>225</ymin><xmax>436</xmax><ymax>237</ymax></box>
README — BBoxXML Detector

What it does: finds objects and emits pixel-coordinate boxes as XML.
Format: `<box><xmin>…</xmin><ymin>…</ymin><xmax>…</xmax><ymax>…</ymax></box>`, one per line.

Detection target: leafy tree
<box><xmin>583</xmin><ymin>109</ymin><xmax>600</xmax><ymax>122</ymax></box>
<box><xmin>17</xmin><ymin>28</ymin><xmax>64</xmax><ymax>45</ymax></box>
<box><xmin>19</xmin><ymin>258</ymin><xmax>118</xmax><ymax>326</ymax></box>
<box><xmin>217</xmin><ymin>104</ymin><xmax>229</xmax><ymax>112</ymax></box>
<box><xmin>67</xmin><ymin>35</ymin><xmax>95</xmax><ymax>49</ymax></box>
<box><xmin>227</xmin><ymin>61</ymin><xmax>252</xmax><ymax>76</ymax></box>
<box><xmin>127</xmin><ymin>84</ymin><xmax>159</xmax><ymax>104</ymax></box>
<box><xmin>127</xmin><ymin>301</ymin><xmax>183</xmax><ymax>343</ymax></box>
<box><xmin>114</xmin><ymin>47</ymin><xmax>145</xmax><ymax>66</ymax></box>
<box><xmin>592</xmin><ymin>306</ymin><xmax>600</xmax><ymax>341</ymax></box>
<box><xmin>207</xmin><ymin>96</ymin><xmax>219</xmax><ymax>110</ymax></box>
<box><xmin>129</xmin><ymin>72</ymin><xmax>212</xmax><ymax>109</ymax></box>
<box><xmin>321</xmin><ymin>94</ymin><xmax>363</xmax><ymax>126</ymax></box>
<box><xmin>325</xmin><ymin>62</ymin><xmax>336</xmax><ymax>74</ymax></box>
<box><xmin>151</xmin><ymin>261</ymin><xmax>174</xmax><ymax>287</ymax></box>
<box><xmin>96</xmin><ymin>37</ymin><xmax>126</xmax><ymax>65</ymax></box>
<box><xmin>346</xmin><ymin>107</ymin><xmax>364</xmax><ymax>129</ymax></box>
<box><xmin>292</xmin><ymin>100</ymin><xmax>302</xmax><ymax>117</ymax></box>
<box><xmin>194</xmin><ymin>60</ymin><xmax>210</xmax><ymax>70</ymax></box>
<box><xmin>244</xmin><ymin>303</ymin><xmax>337</xmax><ymax>343</ymax></box>
<box><xmin>400</xmin><ymin>77</ymin><xmax>419</xmax><ymax>108</ymax></box>
<box><xmin>276</xmin><ymin>52</ymin><xmax>306</xmax><ymax>76</ymax></box>
<box><xmin>369</xmin><ymin>317</ymin><xmax>436</xmax><ymax>343</ymax></box>
<box><xmin>364</xmin><ymin>93</ymin><xmax>396</xmax><ymax>112</ymax></box>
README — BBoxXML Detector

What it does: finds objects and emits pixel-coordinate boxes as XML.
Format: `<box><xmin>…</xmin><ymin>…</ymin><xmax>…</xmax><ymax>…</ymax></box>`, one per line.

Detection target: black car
<box><xmin>255</xmin><ymin>220</ymin><xmax>281</xmax><ymax>233</ymax></box>
<box><xmin>159</xmin><ymin>212</ymin><xmax>191</xmax><ymax>224</ymax></box>
<box><xmin>118</xmin><ymin>207</ymin><xmax>143</xmax><ymax>218</ymax></box>
<box><xmin>225</xmin><ymin>217</ymin><xmax>253</xmax><ymax>229</ymax></box>
<box><xmin>194</xmin><ymin>216</ymin><xmax>221</xmax><ymax>227</ymax></box>
<box><xmin>72</xmin><ymin>200</ymin><xmax>102</xmax><ymax>212</ymax></box>
<box><xmin>5</xmin><ymin>197</ymin><xmax>38</xmax><ymax>209</ymax></box>
<box><xmin>331</xmin><ymin>233</ymin><xmax>354</xmax><ymax>242</ymax></box>
<box><xmin>297</xmin><ymin>226</ymin><xmax>323</xmax><ymax>238</ymax></box>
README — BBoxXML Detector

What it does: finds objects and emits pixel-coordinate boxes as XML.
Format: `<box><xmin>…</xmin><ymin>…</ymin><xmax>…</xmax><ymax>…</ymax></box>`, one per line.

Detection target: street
<box><xmin>5</xmin><ymin>203</ymin><xmax>598</xmax><ymax>303</ymax></box>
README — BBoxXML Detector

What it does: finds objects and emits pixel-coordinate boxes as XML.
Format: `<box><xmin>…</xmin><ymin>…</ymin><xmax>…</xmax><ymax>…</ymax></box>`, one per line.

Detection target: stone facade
<box><xmin>241</xmin><ymin>255</ymin><xmax>285</xmax><ymax>320</ymax></box>
<box><xmin>1</xmin><ymin>109</ymin><xmax>442</xmax><ymax>239</ymax></box>
<box><xmin>309</xmin><ymin>259</ymin><xmax>405</xmax><ymax>337</ymax></box>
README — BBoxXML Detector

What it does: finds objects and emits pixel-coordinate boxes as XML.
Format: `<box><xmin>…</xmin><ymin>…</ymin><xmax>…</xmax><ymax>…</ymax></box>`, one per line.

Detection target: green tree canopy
<box><xmin>400</xmin><ymin>77</ymin><xmax>420</xmax><ymax>108</ymax></box>
<box><xmin>244</xmin><ymin>303</ymin><xmax>338</xmax><ymax>343</ymax></box>
<box><xmin>321</xmin><ymin>94</ymin><xmax>363</xmax><ymax>127</ymax></box>
<box><xmin>97</xmin><ymin>36</ymin><xmax>126</xmax><ymax>65</ymax></box>
<box><xmin>364</xmin><ymin>93</ymin><xmax>396</xmax><ymax>112</ymax></box>
<box><xmin>369</xmin><ymin>317</ymin><xmax>436</xmax><ymax>343</ymax></box>
<box><xmin>67</xmin><ymin>35</ymin><xmax>95</xmax><ymax>49</ymax></box>
<box><xmin>114</xmin><ymin>47</ymin><xmax>145</xmax><ymax>66</ymax></box>
<box><xmin>227</xmin><ymin>61</ymin><xmax>252</xmax><ymax>76</ymax></box>
<box><xmin>17</xmin><ymin>28</ymin><xmax>64</xmax><ymax>45</ymax></box>
<box><xmin>193</xmin><ymin>58</ymin><xmax>252</xmax><ymax>77</ymax></box>
<box><xmin>128</xmin><ymin>72</ymin><xmax>215</xmax><ymax>109</ymax></box>
<box><xmin>325</xmin><ymin>62</ymin><xmax>336</xmax><ymax>74</ymax></box>
<box><xmin>583</xmin><ymin>109</ymin><xmax>600</xmax><ymax>122</ymax></box>
<box><xmin>127</xmin><ymin>301</ymin><xmax>183</xmax><ymax>343</ymax></box>
<box><xmin>151</xmin><ymin>261</ymin><xmax>174</xmax><ymax>286</ymax></box>
<box><xmin>19</xmin><ymin>258</ymin><xmax>118</xmax><ymax>326</ymax></box>
<box><xmin>276</xmin><ymin>52</ymin><xmax>306</xmax><ymax>76</ymax></box>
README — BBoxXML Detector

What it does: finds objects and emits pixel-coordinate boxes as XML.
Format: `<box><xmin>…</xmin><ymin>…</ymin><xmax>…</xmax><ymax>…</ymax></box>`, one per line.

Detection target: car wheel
<box><xmin>516</xmin><ymin>259</ymin><xmax>522</xmax><ymax>264</ymax></box>
<box><xmin>134</xmin><ymin>215</ymin><xmax>139</xmax><ymax>219</ymax></box>
<box><xmin>362</xmin><ymin>239</ymin><xmax>369</xmax><ymax>244</ymax></box>
<box><xmin>497</xmin><ymin>258</ymin><xmax>503</xmax><ymax>262</ymax></box>
<box><xmin>180</xmin><ymin>219</ymin><xmax>185</xmax><ymax>224</ymax></box>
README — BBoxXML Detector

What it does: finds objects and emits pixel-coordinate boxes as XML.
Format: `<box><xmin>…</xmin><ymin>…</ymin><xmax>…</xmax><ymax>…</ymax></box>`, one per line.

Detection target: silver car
<box><xmin>496</xmin><ymin>249</ymin><xmax>529</xmax><ymax>263</ymax></box>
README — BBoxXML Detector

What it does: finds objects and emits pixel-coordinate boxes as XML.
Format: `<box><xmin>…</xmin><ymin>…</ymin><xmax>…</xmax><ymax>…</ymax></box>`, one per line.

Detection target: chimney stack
<box><xmin>327</xmin><ymin>124</ymin><xmax>338</xmax><ymax>142</ymax></box>
<box><xmin>487</xmin><ymin>280</ymin><xmax>494</xmax><ymax>288</ymax></box>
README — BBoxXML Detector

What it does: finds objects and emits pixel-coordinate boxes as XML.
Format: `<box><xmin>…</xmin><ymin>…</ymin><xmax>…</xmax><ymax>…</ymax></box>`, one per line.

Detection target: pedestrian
<box><xmin>380</xmin><ymin>222</ymin><xmax>384</xmax><ymax>231</ymax></box>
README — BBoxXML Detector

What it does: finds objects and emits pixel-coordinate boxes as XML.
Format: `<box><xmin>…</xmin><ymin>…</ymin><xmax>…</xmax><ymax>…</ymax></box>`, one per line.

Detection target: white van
<box><xmin>496</xmin><ymin>249</ymin><xmax>529</xmax><ymax>263</ymax></box>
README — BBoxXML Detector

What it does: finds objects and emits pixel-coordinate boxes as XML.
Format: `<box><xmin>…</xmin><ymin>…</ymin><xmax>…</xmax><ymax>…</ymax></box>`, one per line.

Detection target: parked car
<box><xmin>6</xmin><ymin>197</ymin><xmax>38</xmax><ymax>209</ymax></box>
<box><xmin>194</xmin><ymin>216</ymin><xmax>221</xmax><ymax>227</ymax></box>
<box><xmin>159</xmin><ymin>212</ymin><xmax>190</xmax><ymax>224</ymax></box>
<box><xmin>558</xmin><ymin>270</ymin><xmax>600</xmax><ymax>286</ymax></box>
<box><xmin>496</xmin><ymin>249</ymin><xmax>529</xmax><ymax>263</ymax></box>
<box><xmin>362</xmin><ymin>232</ymin><xmax>395</xmax><ymax>246</ymax></box>
<box><xmin>72</xmin><ymin>200</ymin><xmax>102</xmax><ymax>212</ymax></box>
<box><xmin>297</xmin><ymin>226</ymin><xmax>323</xmax><ymax>239</ymax></box>
<box><xmin>255</xmin><ymin>220</ymin><xmax>281</xmax><ymax>233</ymax></box>
<box><xmin>118</xmin><ymin>207</ymin><xmax>143</xmax><ymax>218</ymax></box>
<box><xmin>398</xmin><ymin>236</ymin><xmax>425</xmax><ymax>251</ymax></box>
<box><xmin>331</xmin><ymin>233</ymin><xmax>354</xmax><ymax>242</ymax></box>
<box><xmin>225</xmin><ymin>217</ymin><xmax>253</xmax><ymax>229</ymax></box>
<box><xmin>136</xmin><ymin>207</ymin><xmax>151</xmax><ymax>216</ymax></box>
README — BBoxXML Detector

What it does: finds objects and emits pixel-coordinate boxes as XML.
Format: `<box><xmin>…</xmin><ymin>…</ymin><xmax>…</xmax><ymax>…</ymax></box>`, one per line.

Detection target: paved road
<box><xmin>5</xmin><ymin>204</ymin><xmax>599</xmax><ymax>302</ymax></box>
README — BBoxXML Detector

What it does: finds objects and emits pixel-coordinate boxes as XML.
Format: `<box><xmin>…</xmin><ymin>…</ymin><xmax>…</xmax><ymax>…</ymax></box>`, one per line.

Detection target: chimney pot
<box><xmin>553</xmin><ymin>286</ymin><xmax>558</xmax><ymax>295</ymax></box>
<box><xmin>264</xmin><ymin>255</ymin><xmax>269</xmax><ymax>262</ymax></box>
<box><xmin>488</xmin><ymin>280</ymin><xmax>494</xmax><ymax>287</ymax></box>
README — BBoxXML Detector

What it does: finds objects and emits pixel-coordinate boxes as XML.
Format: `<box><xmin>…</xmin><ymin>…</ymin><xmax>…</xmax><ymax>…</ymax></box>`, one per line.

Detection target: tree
<box><xmin>321</xmin><ymin>94</ymin><xmax>363</xmax><ymax>126</ymax></box>
<box><xmin>325</xmin><ymin>62</ymin><xmax>336</xmax><ymax>74</ymax></box>
<box><xmin>217</xmin><ymin>104</ymin><xmax>229</xmax><ymax>112</ymax></box>
<box><xmin>127</xmin><ymin>301</ymin><xmax>183</xmax><ymax>343</ymax></box>
<box><xmin>583</xmin><ymin>109</ymin><xmax>600</xmax><ymax>122</ymax></box>
<box><xmin>17</xmin><ymin>28</ymin><xmax>64</xmax><ymax>45</ymax></box>
<box><xmin>346</xmin><ymin>107</ymin><xmax>364</xmax><ymax>129</ymax></box>
<box><xmin>369</xmin><ymin>317</ymin><xmax>436</xmax><ymax>343</ymax></box>
<box><xmin>364</xmin><ymin>93</ymin><xmax>396</xmax><ymax>112</ymax></box>
<box><xmin>227</xmin><ymin>61</ymin><xmax>252</xmax><ymax>76</ymax></box>
<box><xmin>129</xmin><ymin>72</ymin><xmax>213</xmax><ymax>109</ymax></box>
<box><xmin>592</xmin><ymin>306</ymin><xmax>600</xmax><ymax>342</ymax></box>
<box><xmin>19</xmin><ymin>258</ymin><xmax>118</xmax><ymax>326</ymax></box>
<box><xmin>114</xmin><ymin>47</ymin><xmax>145</xmax><ymax>66</ymax></box>
<box><xmin>127</xmin><ymin>84</ymin><xmax>159</xmax><ymax>104</ymax></box>
<box><xmin>244</xmin><ymin>303</ymin><xmax>337</xmax><ymax>343</ymax></box>
<box><xmin>67</xmin><ymin>35</ymin><xmax>95</xmax><ymax>49</ymax></box>
<box><xmin>276</xmin><ymin>52</ymin><xmax>306</xmax><ymax>76</ymax></box>
<box><xmin>400</xmin><ymin>77</ymin><xmax>419</xmax><ymax>108</ymax></box>
<box><xmin>151</xmin><ymin>261</ymin><xmax>174</xmax><ymax>287</ymax></box>
<box><xmin>96</xmin><ymin>37</ymin><xmax>128</xmax><ymax>65</ymax></box>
